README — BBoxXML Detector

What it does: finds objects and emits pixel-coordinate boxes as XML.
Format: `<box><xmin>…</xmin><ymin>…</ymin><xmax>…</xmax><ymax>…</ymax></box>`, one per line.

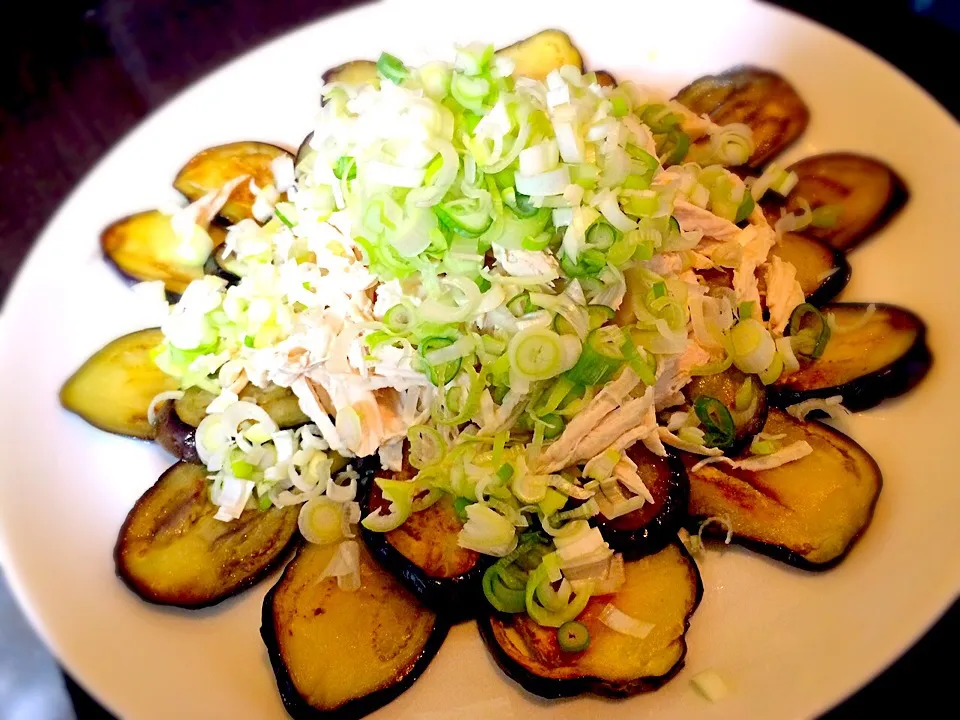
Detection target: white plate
<box><xmin>2</xmin><ymin>1</ymin><xmax>958</xmax><ymax>718</ymax></box>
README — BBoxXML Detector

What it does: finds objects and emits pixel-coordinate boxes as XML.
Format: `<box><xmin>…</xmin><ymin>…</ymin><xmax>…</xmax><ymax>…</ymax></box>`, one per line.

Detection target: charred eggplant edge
<box><xmin>357</xmin><ymin>463</ymin><xmax>491</xmax><ymax>621</ymax></box>
<box><xmin>260</xmin><ymin>544</ymin><xmax>451</xmax><ymax>720</ymax></box>
<box><xmin>800</xmin><ymin>238</ymin><xmax>853</xmax><ymax>306</ymax></box>
<box><xmin>686</xmin><ymin>416</ymin><xmax>884</xmax><ymax>571</ymax></box>
<box><xmin>596</xmin><ymin>451</ymin><xmax>690</xmax><ymax>561</ymax></box>
<box><xmin>113</xmin><ymin>462</ymin><xmax>302</xmax><ymax>609</ymax></box>
<box><xmin>476</xmin><ymin>541</ymin><xmax>703</xmax><ymax>699</ymax></box>
<box><xmin>770</xmin><ymin>302</ymin><xmax>932</xmax><ymax>413</ymax></box>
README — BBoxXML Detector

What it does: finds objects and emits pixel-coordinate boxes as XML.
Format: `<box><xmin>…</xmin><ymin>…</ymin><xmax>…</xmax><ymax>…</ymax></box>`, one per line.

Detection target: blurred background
<box><xmin>0</xmin><ymin>1</ymin><xmax>957</xmax><ymax>717</ymax></box>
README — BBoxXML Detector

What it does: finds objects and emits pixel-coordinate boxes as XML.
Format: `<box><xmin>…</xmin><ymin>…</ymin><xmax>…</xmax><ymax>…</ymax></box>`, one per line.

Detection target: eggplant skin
<box><xmin>260</xmin><ymin>542</ymin><xmax>449</xmax><ymax>720</ymax></box>
<box><xmin>771</xmin><ymin>303</ymin><xmax>932</xmax><ymax>413</ymax></box>
<box><xmin>153</xmin><ymin>401</ymin><xmax>199</xmax><ymax>463</ymax></box>
<box><xmin>685</xmin><ymin>409</ymin><xmax>882</xmax><ymax>570</ymax></box>
<box><xmin>115</xmin><ymin>462</ymin><xmax>300</xmax><ymax>608</ymax></box>
<box><xmin>477</xmin><ymin>543</ymin><xmax>702</xmax><ymax>699</ymax></box>
<box><xmin>359</xmin><ymin>461</ymin><xmax>489</xmax><ymax>621</ymax></box>
<box><xmin>769</xmin><ymin>232</ymin><xmax>851</xmax><ymax>307</ymax></box>
<box><xmin>596</xmin><ymin>449</ymin><xmax>689</xmax><ymax>561</ymax></box>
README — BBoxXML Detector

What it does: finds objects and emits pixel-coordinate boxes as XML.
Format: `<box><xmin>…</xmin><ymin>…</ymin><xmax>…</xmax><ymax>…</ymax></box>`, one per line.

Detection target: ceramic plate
<box><xmin>1</xmin><ymin>1</ymin><xmax>958</xmax><ymax>717</ymax></box>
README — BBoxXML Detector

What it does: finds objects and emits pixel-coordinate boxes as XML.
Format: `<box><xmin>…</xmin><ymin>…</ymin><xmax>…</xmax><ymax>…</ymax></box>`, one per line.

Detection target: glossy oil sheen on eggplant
<box><xmin>361</xmin><ymin>464</ymin><xmax>486</xmax><ymax>620</ymax></box>
<box><xmin>478</xmin><ymin>543</ymin><xmax>701</xmax><ymax>699</ymax></box>
<box><xmin>115</xmin><ymin>462</ymin><xmax>300</xmax><ymax>607</ymax></box>
<box><xmin>261</xmin><ymin>541</ymin><xmax>447</xmax><ymax>719</ymax></box>
<box><xmin>772</xmin><ymin>303</ymin><xmax>931</xmax><ymax>412</ymax></box>
<box><xmin>685</xmin><ymin>409</ymin><xmax>881</xmax><ymax>569</ymax></box>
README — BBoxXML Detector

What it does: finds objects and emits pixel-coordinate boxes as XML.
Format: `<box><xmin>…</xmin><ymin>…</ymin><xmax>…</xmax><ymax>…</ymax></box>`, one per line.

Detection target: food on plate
<box><xmin>115</xmin><ymin>462</ymin><xmax>300</xmax><ymax>607</ymax></box>
<box><xmin>674</xmin><ymin>66</ymin><xmax>810</xmax><ymax>168</ymax></box>
<box><xmin>261</xmin><ymin>540</ymin><xmax>448</xmax><ymax>719</ymax></box>
<box><xmin>102</xmin><ymin>210</ymin><xmax>227</xmax><ymax>295</ymax></box>
<box><xmin>360</xmin><ymin>461</ymin><xmax>488</xmax><ymax>619</ymax></box>
<box><xmin>60</xmin><ymin>25</ymin><xmax>931</xmax><ymax>718</ymax></box>
<box><xmin>478</xmin><ymin>542</ymin><xmax>701</xmax><ymax>698</ymax></box>
<box><xmin>771</xmin><ymin>303</ymin><xmax>931</xmax><ymax>412</ymax></box>
<box><xmin>768</xmin><ymin>231</ymin><xmax>850</xmax><ymax>306</ymax></box>
<box><xmin>173</xmin><ymin>141</ymin><xmax>295</xmax><ymax>225</ymax></box>
<box><xmin>761</xmin><ymin>152</ymin><xmax>909</xmax><ymax>252</ymax></box>
<box><xmin>684</xmin><ymin>408</ymin><xmax>882</xmax><ymax>569</ymax></box>
<box><xmin>594</xmin><ymin>445</ymin><xmax>689</xmax><ymax>560</ymax></box>
<box><xmin>60</xmin><ymin>327</ymin><xmax>177</xmax><ymax>439</ymax></box>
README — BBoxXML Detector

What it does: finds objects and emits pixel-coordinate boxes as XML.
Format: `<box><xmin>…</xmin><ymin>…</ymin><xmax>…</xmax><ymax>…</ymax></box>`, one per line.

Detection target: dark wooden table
<box><xmin>1</xmin><ymin>1</ymin><xmax>957</xmax><ymax>717</ymax></box>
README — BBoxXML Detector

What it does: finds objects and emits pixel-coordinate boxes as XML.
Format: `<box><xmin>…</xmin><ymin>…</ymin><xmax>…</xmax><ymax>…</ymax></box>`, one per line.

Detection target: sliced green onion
<box><xmin>566</xmin><ymin>326</ymin><xmax>625</xmax><ymax>386</ymax></box>
<box><xmin>453</xmin><ymin>496</ymin><xmax>471</xmax><ymax>522</ymax></box>
<box><xmin>274</xmin><ymin>206</ymin><xmax>295</xmax><ymax>228</ymax></box>
<box><xmin>738</xmin><ymin>301</ymin><xmax>756</xmax><ymax>320</ymax></box>
<box><xmin>333</xmin><ymin>155</ymin><xmax>357</xmax><ymax>180</ymax></box>
<box><xmin>620</xmin><ymin>330</ymin><xmax>657</xmax><ymax>385</ymax></box>
<box><xmin>587</xmin><ymin>304</ymin><xmax>614</xmax><ymax>330</ymax></box>
<box><xmin>586</xmin><ymin>221</ymin><xmax>617</xmax><ymax>250</ymax></box>
<box><xmin>482</xmin><ymin>540</ymin><xmax>540</xmax><ymax>613</ymax></box>
<box><xmin>693</xmin><ymin>396</ymin><xmax>736</xmax><ymax>449</ymax></box>
<box><xmin>557</xmin><ymin>621</ymin><xmax>591</xmax><ymax>652</ymax></box>
<box><xmin>376</xmin><ymin>52</ymin><xmax>408</xmax><ymax>85</ymax></box>
<box><xmin>508</xmin><ymin>328</ymin><xmax>570</xmax><ymax>382</ymax></box>
<box><xmin>787</xmin><ymin>303</ymin><xmax>831</xmax><ymax>359</ymax></box>
<box><xmin>770</xmin><ymin>169</ymin><xmax>799</xmax><ymax>196</ymax></box>
<box><xmin>734</xmin><ymin>191</ymin><xmax>755</xmax><ymax>223</ymax></box>
<box><xmin>435</xmin><ymin>197</ymin><xmax>493</xmax><ymax>237</ymax></box>
<box><xmin>660</xmin><ymin>129</ymin><xmax>690</xmax><ymax>165</ymax></box>
<box><xmin>538</xmin><ymin>487</ymin><xmax>568</xmax><ymax>517</ymax></box>
<box><xmin>451</xmin><ymin>73</ymin><xmax>491</xmax><ymax>112</ymax></box>
<box><xmin>526</xmin><ymin>563</ymin><xmax>591</xmax><ymax>627</ymax></box>
<box><xmin>539</xmin><ymin>413</ymin><xmax>565</xmax><ymax>439</ymax></box>
<box><xmin>383</xmin><ymin>302</ymin><xmax>416</xmax><ymax>333</ymax></box>
<box><xmin>408</xmin><ymin>425</ymin><xmax>445</xmax><ymax>469</ymax></box>
<box><xmin>258</xmin><ymin>494</ymin><xmax>273</xmax><ymax>511</ymax></box>
<box><xmin>758</xmin><ymin>353</ymin><xmax>784</xmax><ymax>385</ymax></box>
<box><xmin>419</xmin><ymin>336</ymin><xmax>463</xmax><ymax>386</ymax></box>
<box><xmin>502</xmin><ymin>188</ymin><xmax>539</xmax><ymax>218</ymax></box>
<box><xmin>507</xmin><ymin>291</ymin><xmax>536</xmax><ymax>317</ymax></box>
<box><xmin>811</xmin><ymin>204</ymin><xmax>843</xmax><ymax>228</ymax></box>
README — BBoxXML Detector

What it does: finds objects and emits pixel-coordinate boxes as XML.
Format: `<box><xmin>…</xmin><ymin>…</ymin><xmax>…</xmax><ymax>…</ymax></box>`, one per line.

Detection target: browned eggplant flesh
<box><xmin>173</xmin><ymin>141</ymin><xmax>294</xmax><ymax>225</ymax></box>
<box><xmin>595</xmin><ymin>446</ymin><xmax>689</xmax><ymax>560</ymax></box>
<box><xmin>478</xmin><ymin>543</ymin><xmax>701</xmax><ymax>699</ymax></box>
<box><xmin>322</xmin><ymin>60</ymin><xmax>378</xmax><ymax>87</ymax></box>
<box><xmin>674</xmin><ymin>66</ymin><xmax>810</xmax><ymax>168</ymax></box>
<box><xmin>769</xmin><ymin>232</ymin><xmax>851</xmax><ymax>306</ymax></box>
<box><xmin>60</xmin><ymin>328</ymin><xmax>177</xmax><ymax>440</ymax></box>
<box><xmin>684</xmin><ymin>409</ymin><xmax>882</xmax><ymax>569</ymax></box>
<box><xmin>261</xmin><ymin>541</ymin><xmax>448</xmax><ymax>719</ymax></box>
<box><xmin>361</xmin><ymin>463</ymin><xmax>485</xmax><ymax>619</ymax></box>
<box><xmin>153</xmin><ymin>400</ymin><xmax>200</xmax><ymax>463</ymax></box>
<box><xmin>772</xmin><ymin>303</ymin><xmax>931</xmax><ymax>412</ymax></box>
<box><xmin>764</xmin><ymin>153</ymin><xmax>908</xmax><ymax>252</ymax></box>
<box><xmin>115</xmin><ymin>462</ymin><xmax>300</xmax><ymax>607</ymax></box>
<box><xmin>101</xmin><ymin>210</ymin><xmax>226</xmax><ymax>296</ymax></box>
<box><xmin>683</xmin><ymin>366</ymin><xmax>768</xmax><ymax>452</ymax></box>
<box><xmin>594</xmin><ymin>70</ymin><xmax>617</xmax><ymax>88</ymax></box>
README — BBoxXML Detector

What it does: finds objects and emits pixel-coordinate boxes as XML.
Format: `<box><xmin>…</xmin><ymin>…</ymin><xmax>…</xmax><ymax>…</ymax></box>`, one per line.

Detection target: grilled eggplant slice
<box><xmin>497</xmin><ymin>29</ymin><xmax>584</xmax><ymax>80</ymax></box>
<box><xmin>765</xmin><ymin>153</ymin><xmax>908</xmax><ymax>252</ymax></box>
<box><xmin>203</xmin><ymin>244</ymin><xmax>247</xmax><ymax>284</ymax></box>
<box><xmin>594</xmin><ymin>70</ymin><xmax>617</xmax><ymax>88</ymax></box>
<box><xmin>173</xmin><ymin>142</ymin><xmax>293</xmax><ymax>225</ymax></box>
<box><xmin>478</xmin><ymin>543</ymin><xmax>701</xmax><ymax>699</ymax></box>
<box><xmin>60</xmin><ymin>328</ymin><xmax>176</xmax><ymax>440</ymax></box>
<box><xmin>596</xmin><ymin>446</ymin><xmax>688</xmax><ymax>560</ymax></box>
<box><xmin>295</xmin><ymin>131</ymin><xmax>315</xmax><ymax>168</ymax></box>
<box><xmin>261</xmin><ymin>541</ymin><xmax>448</xmax><ymax>719</ymax></box>
<box><xmin>154</xmin><ymin>400</ymin><xmax>200</xmax><ymax>463</ymax></box>
<box><xmin>322</xmin><ymin>59</ymin><xmax>378</xmax><ymax>87</ymax></box>
<box><xmin>102</xmin><ymin>210</ymin><xmax>226</xmax><ymax>295</ymax></box>
<box><xmin>361</xmin><ymin>466</ymin><xmax>486</xmax><ymax>619</ymax></box>
<box><xmin>115</xmin><ymin>462</ymin><xmax>299</xmax><ymax>607</ymax></box>
<box><xmin>674</xmin><ymin>66</ymin><xmax>809</xmax><ymax>168</ymax></box>
<box><xmin>684</xmin><ymin>366</ymin><xmax>768</xmax><ymax>453</ymax></box>
<box><xmin>769</xmin><ymin>232</ymin><xmax>851</xmax><ymax>306</ymax></box>
<box><xmin>173</xmin><ymin>384</ymin><xmax>309</xmax><ymax>429</ymax></box>
<box><xmin>685</xmin><ymin>408</ymin><xmax>881</xmax><ymax>569</ymax></box>
<box><xmin>772</xmin><ymin>303</ymin><xmax>931</xmax><ymax>412</ymax></box>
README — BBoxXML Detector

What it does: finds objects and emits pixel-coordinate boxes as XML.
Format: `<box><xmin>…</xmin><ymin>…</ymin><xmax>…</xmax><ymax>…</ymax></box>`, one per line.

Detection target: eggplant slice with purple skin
<box><xmin>155</xmin><ymin>384</ymin><xmax>310</xmax><ymax>462</ymax></box>
<box><xmin>769</xmin><ymin>232</ymin><xmax>851</xmax><ymax>306</ymax></box>
<box><xmin>60</xmin><ymin>328</ymin><xmax>177</xmax><ymax>440</ymax></box>
<box><xmin>173</xmin><ymin>141</ymin><xmax>294</xmax><ymax>225</ymax></box>
<box><xmin>101</xmin><ymin>210</ymin><xmax>227</xmax><ymax>296</ymax></box>
<box><xmin>772</xmin><ymin>303</ymin><xmax>932</xmax><ymax>412</ymax></box>
<box><xmin>478</xmin><ymin>542</ymin><xmax>702</xmax><ymax>699</ymax></box>
<box><xmin>595</xmin><ymin>445</ymin><xmax>689</xmax><ymax>560</ymax></box>
<box><xmin>115</xmin><ymin>462</ymin><xmax>300</xmax><ymax>608</ymax></box>
<box><xmin>674</xmin><ymin>66</ymin><xmax>810</xmax><ymax>168</ymax></box>
<box><xmin>684</xmin><ymin>408</ymin><xmax>882</xmax><ymax>570</ymax></box>
<box><xmin>261</xmin><ymin>540</ymin><xmax>448</xmax><ymax>720</ymax></box>
<box><xmin>360</xmin><ymin>462</ymin><xmax>489</xmax><ymax>621</ymax></box>
<box><xmin>763</xmin><ymin>152</ymin><xmax>908</xmax><ymax>252</ymax></box>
